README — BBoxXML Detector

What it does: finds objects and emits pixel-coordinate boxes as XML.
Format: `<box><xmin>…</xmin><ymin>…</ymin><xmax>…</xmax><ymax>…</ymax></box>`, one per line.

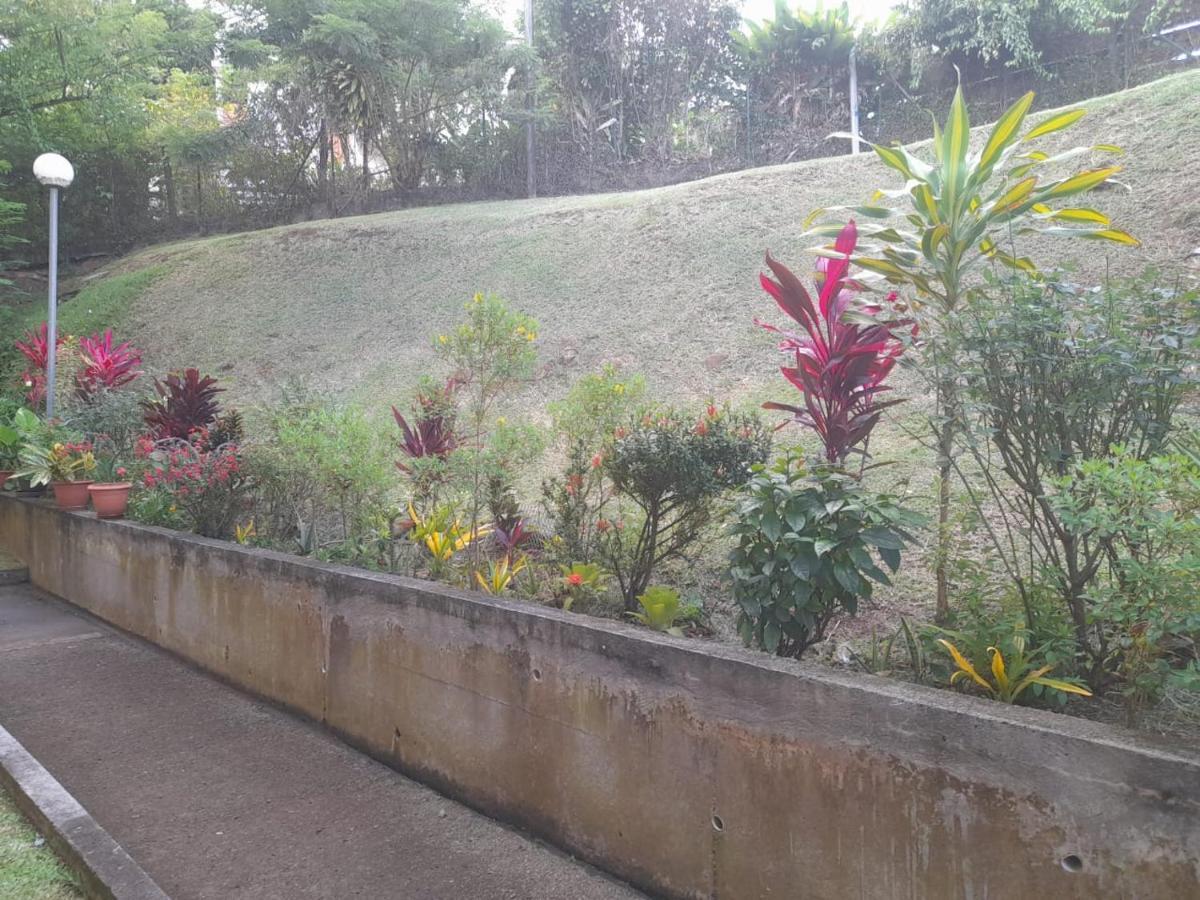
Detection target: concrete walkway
<box><xmin>0</xmin><ymin>583</ymin><xmax>644</xmax><ymax>900</ymax></box>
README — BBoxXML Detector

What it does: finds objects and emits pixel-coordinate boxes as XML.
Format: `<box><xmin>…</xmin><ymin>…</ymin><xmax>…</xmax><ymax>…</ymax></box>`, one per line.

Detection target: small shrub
<box><xmin>600</xmin><ymin>406</ymin><xmax>771</xmax><ymax>610</ymax></box>
<box><xmin>627</xmin><ymin>585</ymin><xmax>697</xmax><ymax>635</ymax></box>
<box><xmin>142</xmin><ymin>368</ymin><xmax>223</xmax><ymax>439</ymax></box>
<box><xmin>1054</xmin><ymin>446</ymin><xmax>1200</xmax><ymax>722</ymax></box>
<box><xmin>245</xmin><ymin>393</ymin><xmax>392</xmax><ymax>555</ymax></box>
<box><xmin>935</xmin><ymin>626</ymin><xmax>1092</xmax><ymax>704</ymax></box>
<box><xmin>729</xmin><ymin>451</ymin><xmax>921</xmax><ymax>658</ymax></box>
<box><xmin>136</xmin><ymin>431</ymin><xmax>246</xmax><ymax>538</ymax></box>
<box><xmin>959</xmin><ymin>273</ymin><xmax>1198</xmax><ymax>674</ymax></box>
<box><xmin>559</xmin><ymin>562</ymin><xmax>606</xmax><ymax>611</ymax></box>
<box><xmin>548</xmin><ymin>364</ymin><xmax>646</xmax><ymax>451</ymax></box>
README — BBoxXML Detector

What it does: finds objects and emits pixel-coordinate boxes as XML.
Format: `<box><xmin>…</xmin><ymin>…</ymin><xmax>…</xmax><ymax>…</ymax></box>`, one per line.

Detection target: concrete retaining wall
<box><xmin>3</xmin><ymin>494</ymin><xmax>1198</xmax><ymax>900</ymax></box>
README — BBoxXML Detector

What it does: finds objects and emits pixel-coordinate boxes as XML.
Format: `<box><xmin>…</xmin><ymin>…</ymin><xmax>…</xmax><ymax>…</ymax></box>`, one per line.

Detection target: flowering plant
<box><xmin>559</xmin><ymin>562</ymin><xmax>606</xmax><ymax>611</ymax></box>
<box><xmin>136</xmin><ymin>429</ymin><xmax>245</xmax><ymax>537</ymax></box>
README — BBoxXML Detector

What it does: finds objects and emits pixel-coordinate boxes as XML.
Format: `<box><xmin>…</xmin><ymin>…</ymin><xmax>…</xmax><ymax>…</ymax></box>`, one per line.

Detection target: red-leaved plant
<box><xmin>14</xmin><ymin>323</ymin><xmax>64</xmax><ymax>406</ymax></box>
<box><xmin>758</xmin><ymin>220</ymin><xmax>913</xmax><ymax>464</ymax></box>
<box><xmin>141</xmin><ymin>369</ymin><xmax>223</xmax><ymax>440</ymax></box>
<box><xmin>76</xmin><ymin>330</ymin><xmax>143</xmax><ymax>400</ymax></box>
<box><xmin>392</xmin><ymin>378</ymin><xmax>461</xmax><ymax>472</ymax></box>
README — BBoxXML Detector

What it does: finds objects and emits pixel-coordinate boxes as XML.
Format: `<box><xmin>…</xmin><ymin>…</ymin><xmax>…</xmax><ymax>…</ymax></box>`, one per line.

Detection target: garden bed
<box><xmin>2</xmin><ymin>494</ymin><xmax>1197</xmax><ymax>900</ymax></box>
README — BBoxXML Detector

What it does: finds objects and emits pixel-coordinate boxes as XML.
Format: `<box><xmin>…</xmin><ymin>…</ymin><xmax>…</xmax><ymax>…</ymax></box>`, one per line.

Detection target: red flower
<box><xmin>590</xmin><ymin>453</ymin><xmax>603</xmax><ymax>469</ymax></box>
<box><xmin>565</xmin><ymin>572</ymin><xmax>584</xmax><ymax>587</ymax></box>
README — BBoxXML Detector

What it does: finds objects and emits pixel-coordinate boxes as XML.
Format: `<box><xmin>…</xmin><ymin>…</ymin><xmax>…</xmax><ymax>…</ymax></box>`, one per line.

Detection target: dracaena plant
<box><xmin>807</xmin><ymin>87</ymin><xmax>1137</xmax><ymax>621</ymax></box>
<box><xmin>141</xmin><ymin>368</ymin><xmax>223</xmax><ymax>440</ymax></box>
<box><xmin>758</xmin><ymin>219</ymin><xmax>912</xmax><ymax>466</ymax></box>
<box><xmin>75</xmin><ymin>330</ymin><xmax>143</xmax><ymax>400</ymax></box>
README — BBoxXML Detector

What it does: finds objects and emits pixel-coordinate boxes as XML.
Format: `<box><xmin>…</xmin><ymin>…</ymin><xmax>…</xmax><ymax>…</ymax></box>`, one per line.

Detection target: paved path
<box><xmin>0</xmin><ymin>583</ymin><xmax>644</xmax><ymax>900</ymax></box>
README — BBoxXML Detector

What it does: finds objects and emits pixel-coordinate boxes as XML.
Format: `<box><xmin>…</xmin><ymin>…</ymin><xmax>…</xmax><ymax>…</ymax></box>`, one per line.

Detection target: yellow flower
<box><xmin>613</xmin><ymin>383</ymin><xmax>625</xmax><ymax>395</ymax></box>
<box><xmin>437</xmin><ymin>334</ymin><xmax>448</xmax><ymax>345</ymax></box>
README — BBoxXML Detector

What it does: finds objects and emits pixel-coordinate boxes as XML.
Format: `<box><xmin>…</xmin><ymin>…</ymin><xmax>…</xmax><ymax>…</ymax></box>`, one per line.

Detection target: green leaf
<box><xmin>879</xmin><ymin>546</ymin><xmax>901</xmax><ymax>573</ymax></box>
<box><xmin>977</xmin><ymin>91</ymin><xmax>1034</xmax><ymax>176</ymax></box>
<box><xmin>941</xmin><ymin>85</ymin><xmax>970</xmax><ymax>213</ymax></box>
<box><xmin>860</xmin><ymin>526</ymin><xmax>904</xmax><ymax>550</ymax></box>
<box><xmin>814</xmin><ymin>538</ymin><xmax>838</xmax><ymax>557</ymax></box>
<box><xmin>764</xmin><ymin>620</ymin><xmax>781</xmax><ymax>653</ymax></box>
<box><xmin>1042</xmin><ymin>166</ymin><xmax>1121</xmax><ymax>199</ymax></box>
<box><xmin>1023</xmin><ymin>108</ymin><xmax>1085</xmax><ymax>141</ymax></box>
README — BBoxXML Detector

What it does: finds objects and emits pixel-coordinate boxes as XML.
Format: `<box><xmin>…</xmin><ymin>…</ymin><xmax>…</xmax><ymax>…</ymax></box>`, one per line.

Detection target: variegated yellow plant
<box><xmin>474</xmin><ymin>554</ymin><xmax>527</xmax><ymax>595</ymax></box>
<box><xmin>806</xmin><ymin>87</ymin><xmax>1138</xmax><ymax>623</ymax></box>
<box><xmin>407</xmin><ymin>502</ymin><xmax>490</xmax><ymax>565</ymax></box>
<box><xmin>937</xmin><ymin>637</ymin><xmax>1092</xmax><ymax>705</ymax></box>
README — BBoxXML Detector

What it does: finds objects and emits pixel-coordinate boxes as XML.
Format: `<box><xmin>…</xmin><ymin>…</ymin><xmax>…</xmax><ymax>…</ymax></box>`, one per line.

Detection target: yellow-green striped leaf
<box><xmin>874</xmin><ymin>144</ymin><xmax>915</xmax><ymax>180</ymax></box>
<box><xmin>978</xmin><ymin>91</ymin><xmax>1034</xmax><ymax>173</ymax></box>
<box><xmin>1023</xmin><ymin>108</ymin><xmax>1086</xmax><ymax>141</ymax></box>
<box><xmin>1047</xmin><ymin>207</ymin><xmax>1110</xmax><ymax>225</ymax></box>
<box><xmin>991</xmin><ymin>176</ymin><xmax>1037</xmax><ymax>213</ymax></box>
<box><xmin>1043</xmin><ymin>166</ymin><xmax>1121</xmax><ymax>198</ymax></box>
<box><xmin>941</xmin><ymin>86</ymin><xmax>971</xmax><ymax>209</ymax></box>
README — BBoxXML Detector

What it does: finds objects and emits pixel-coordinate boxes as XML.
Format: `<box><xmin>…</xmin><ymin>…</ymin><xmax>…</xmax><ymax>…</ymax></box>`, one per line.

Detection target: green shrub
<box><xmin>729</xmin><ymin>451</ymin><xmax>921</xmax><ymax>658</ymax></box>
<box><xmin>246</xmin><ymin>391</ymin><xmax>393</xmax><ymax>555</ymax></box>
<box><xmin>958</xmin><ymin>272</ymin><xmax>1197</xmax><ymax>675</ymax></box>
<box><xmin>1054</xmin><ymin>446</ymin><xmax>1200</xmax><ymax>722</ymax></box>
<box><xmin>600</xmin><ymin>406</ymin><xmax>771</xmax><ymax>610</ymax></box>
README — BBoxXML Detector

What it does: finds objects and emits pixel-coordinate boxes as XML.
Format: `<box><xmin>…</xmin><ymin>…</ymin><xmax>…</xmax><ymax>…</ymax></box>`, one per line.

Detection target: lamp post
<box><xmin>32</xmin><ymin>153</ymin><xmax>74</xmax><ymax>419</ymax></box>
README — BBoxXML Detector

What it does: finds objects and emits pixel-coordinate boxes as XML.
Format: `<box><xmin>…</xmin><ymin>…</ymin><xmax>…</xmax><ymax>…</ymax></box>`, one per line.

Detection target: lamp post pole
<box><xmin>33</xmin><ymin>153</ymin><xmax>74</xmax><ymax>420</ymax></box>
<box><xmin>45</xmin><ymin>185</ymin><xmax>59</xmax><ymax>419</ymax></box>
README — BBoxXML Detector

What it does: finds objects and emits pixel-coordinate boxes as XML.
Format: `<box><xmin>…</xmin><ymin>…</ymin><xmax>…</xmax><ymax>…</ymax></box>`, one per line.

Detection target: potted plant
<box><xmin>88</xmin><ymin>437</ymin><xmax>132</xmax><ymax>518</ymax></box>
<box><xmin>17</xmin><ymin>439</ymin><xmax>97</xmax><ymax>510</ymax></box>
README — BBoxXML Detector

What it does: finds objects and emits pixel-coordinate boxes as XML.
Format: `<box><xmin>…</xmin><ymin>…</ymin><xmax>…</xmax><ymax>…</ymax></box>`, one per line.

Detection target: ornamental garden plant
<box><xmin>0</xmin><ymin>82</ymin><xmax>1196</xmax><ymax>736</ymax></box>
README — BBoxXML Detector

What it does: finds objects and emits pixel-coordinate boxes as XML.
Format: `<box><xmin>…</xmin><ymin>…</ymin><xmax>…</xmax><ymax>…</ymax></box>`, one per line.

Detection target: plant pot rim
<box><xmin>51</xmin><ymin>479</ymin><xmax>95</xmax><ymax>487</ymax></box>
<box><xmin>89</xmin><ymin>482</ymin><xmax>133</xmax><ymax>491</ymax></box>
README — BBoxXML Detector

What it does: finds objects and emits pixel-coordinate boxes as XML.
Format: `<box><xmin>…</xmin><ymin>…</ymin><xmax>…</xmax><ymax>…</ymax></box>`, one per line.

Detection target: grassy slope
<box><xmin>94</xmin><ymin>70</ymin><xmax>1198</xmax><ymax>414</ymax></box>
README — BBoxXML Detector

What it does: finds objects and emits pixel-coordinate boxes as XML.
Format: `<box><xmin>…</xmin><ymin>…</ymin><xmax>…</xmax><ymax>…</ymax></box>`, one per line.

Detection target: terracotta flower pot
<box><xmin>88</xmin><ymin>482</ymin><xmax>133</xmax><ymax>519</ymax></box>
<box><xmin>0</xmin><ymin>471</ymin><xmax>12</xmax><ymax>490</ymax></box>
<box><xmin>51</xmin><ymin>480</ymin><xmax>94</xmax><ymax>511</ymax></box>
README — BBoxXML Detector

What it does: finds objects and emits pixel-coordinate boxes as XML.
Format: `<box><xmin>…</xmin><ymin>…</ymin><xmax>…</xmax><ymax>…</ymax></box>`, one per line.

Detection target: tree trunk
<box><xmin>163</xmin><ymin>152</ymin><xmax>178</xmax><ymax>226</ymax></box>
<box><xmin>934</xmin><ymin>373</ymin><xmax>957</xmax><ymax>624</ymax></box>
<box><xmin>195</xmin><ymin>164</ymin><xmax>203</xmax><ymax>233</ymax></box>
<box><xmin>317</xmin><ymin>118</ymin><xmax>329</xmax><ymax>209</ymax></box>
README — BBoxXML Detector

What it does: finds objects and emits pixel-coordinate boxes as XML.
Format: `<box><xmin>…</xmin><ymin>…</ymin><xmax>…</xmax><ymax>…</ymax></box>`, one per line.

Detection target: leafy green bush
<box><xmin>245</xmin><ymin>391</ymin><xmax>393</xmax><ymax>555</ymax></box>
<box><xmin>1054</xmin><ymin>446</ymin><xmax>1200</xmax><ymax>722</ymax></box>
<box><xmin>729</xmin><ymin>451</ymin><xmax>920</xmax><ymax>658</ymax></box>
<box><xmin>599</xmin><ymin>406</ymin><xmax>771</xmax><ymax>610</ymax></box>
<box><xmin>958</xmin><ymin>273</ymin><xmax>1197</xmax><ymax>675</ymax></box>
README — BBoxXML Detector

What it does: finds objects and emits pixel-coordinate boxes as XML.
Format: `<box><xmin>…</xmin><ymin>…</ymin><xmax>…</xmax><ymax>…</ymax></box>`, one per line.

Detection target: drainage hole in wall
<box><xmin>531</xmin><ymin>668</ymin><xmax>542</xmax><ymax>682</ymax></box>
<box><xmin>1061</xmin><ymin>855</ymin><xmax>1083</xmax><ymax>873</ymax></box>
<box><xmin>711</xmin><ymin>814</ymin><xmax>725</xmax><ymax>833</ymax></box>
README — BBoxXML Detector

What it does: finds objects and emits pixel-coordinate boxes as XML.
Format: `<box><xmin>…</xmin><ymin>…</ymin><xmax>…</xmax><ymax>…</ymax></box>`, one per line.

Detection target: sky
<box><xmin>490</xmin><ymin>0</ymin><xmax>901</xmax><ymax>32</ymax></box>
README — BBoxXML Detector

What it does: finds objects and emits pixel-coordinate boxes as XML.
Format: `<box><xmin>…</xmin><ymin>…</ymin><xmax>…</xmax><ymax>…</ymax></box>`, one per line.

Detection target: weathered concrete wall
<box><xmin>3</xmin><ymin>494</ymin><xmax>1198</xmax><ymax>900</ymax></box>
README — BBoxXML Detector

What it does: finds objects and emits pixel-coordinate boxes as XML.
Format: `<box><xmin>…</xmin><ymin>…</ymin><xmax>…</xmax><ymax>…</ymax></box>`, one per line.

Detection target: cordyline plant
<box><xmin>807</xmin><ymin>86</ymin><xmax>1137</xmax><ymax>620</ymax></box>
<box><xmin>392</xmin><ymin>378</ymin><xmax>460</xmax><ymax>472</ymax></box>
<box><xmin>142</xmin><ymin>368</ymin><xmax>223</xmax><ymax>440</ymax></box>
<box><xmin>75</xmin><ymin>330</ymin><xmax>143</xmax><ymax>400</ymax></box>
<box><xmin>758</xmin><ymin>219</ymin><xmax>912</xmax><ymax>465</ymax></box>
<box><xmin>14</xmin><ymin>322</ymin><xmax>63</xmax><ymax>406</ymax></box>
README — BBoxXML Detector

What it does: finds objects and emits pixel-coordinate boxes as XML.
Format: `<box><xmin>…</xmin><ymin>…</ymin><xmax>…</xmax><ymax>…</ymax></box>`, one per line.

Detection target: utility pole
<box><xmin>848</xmin><ymin>45</ymin><xmax>861</xmax><ymax>155</ymax></box>
<box><xmin>525</xmin><ymin>0</ymin><xmax>536</xmax><ymax>198</ymax></box>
